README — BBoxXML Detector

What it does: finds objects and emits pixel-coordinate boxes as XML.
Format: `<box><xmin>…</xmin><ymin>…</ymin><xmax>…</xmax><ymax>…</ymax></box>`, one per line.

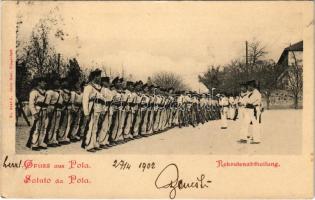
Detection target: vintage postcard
<box><xmin>0</xmin><ymin>1</ymin><xmax>314</xmax><ymax>198</ymax></box>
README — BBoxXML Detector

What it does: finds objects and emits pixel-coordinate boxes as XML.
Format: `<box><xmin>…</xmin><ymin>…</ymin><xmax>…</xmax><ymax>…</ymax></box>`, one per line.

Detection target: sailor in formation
<box><xmin>26</xmin><ymin>69</ymin><xmax>264</xmax><ymax>152</ymax></box>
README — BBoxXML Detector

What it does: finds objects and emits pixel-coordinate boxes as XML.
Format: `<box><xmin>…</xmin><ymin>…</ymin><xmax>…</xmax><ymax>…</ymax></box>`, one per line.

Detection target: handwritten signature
<box><xmin>2</xmin><ymin>155</ymin><xmax>22</xmax><ymax>168</ymax></box>
<box><xmin>155</xmin><ymin>163</ymin><xmax>211</xmax><ymax>199</ymax></box>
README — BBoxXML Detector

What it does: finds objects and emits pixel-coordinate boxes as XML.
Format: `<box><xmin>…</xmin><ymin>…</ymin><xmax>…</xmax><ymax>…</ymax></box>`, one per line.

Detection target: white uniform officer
<box><xmin>246</xmin><ymin>80</ymin><xmax>262</xmax><ymax>144</ymax></box>
<box><xmin>238</xmin><ymin>83</ymin><xmax>250</xmax><ymax>143</ymax></box>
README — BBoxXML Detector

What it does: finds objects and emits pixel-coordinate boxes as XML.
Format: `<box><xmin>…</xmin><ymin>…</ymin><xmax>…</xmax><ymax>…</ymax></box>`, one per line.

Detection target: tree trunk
<box><xmin>266</xmin><ymin>95</ymin><xmax>270</xmax><ymax>110</ymax></box>
<box><xmin>265</xmin><ymin>91</ymin><xmax>271</xmax><ymax>110</ymax></box>
<box><xmin>294</xmin><ymin>95</ymin><xmax>298</xmax><ymax>109</ymax></box>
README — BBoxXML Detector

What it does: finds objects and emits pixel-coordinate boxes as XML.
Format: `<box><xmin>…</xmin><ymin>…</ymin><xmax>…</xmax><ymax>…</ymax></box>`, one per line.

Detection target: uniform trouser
<box><xmin>97</xmin><ymin>110</ymin><xmax>111</xmax><ymax>145</ymax></box>
<box><xmin>158</xmin><ymin>109</ymin><xmax>166</xmax><ymax>131</ymax></box>
<box><xmin>30</xmin><ymin>110</ymin><xmax>48</xmax><ymax>148</ymax></box>
<box><xmin>197</xmin><ymin>107</ymin><xmax>202</xmax><ymax>123</ymax></box>
<box><xmin>207</xmin><ymin>109</ymin><xmax>210</xmax><ymax>120</ymax></box>
<box><xmin>217</xmin><ymin>108</ymin><xmax>221</xmax><ymax>120</ymax></box>
<box><xmin>212</xmin><ymin>109</ymin><xmax>217</xmax><ymax>120</ymax></box>
<box><xmin>213</xmin><ymin>109</ymin><xmax>218</xmax><ymax>120</ymax></box>
<box><xmin>123</xmin><ymin>109</ymin><xmax>134</xmax><ymax>139</ymax></box>
<box><xmin>221</xmin><ymin>107</ymin><xmax>228</xmax><ymax>128</ymax></box>
<box><xmin>211</xmin><ymin>108</ymin><xmax>215</xmax><ymax>120</ymax></box>
<box><xmin>46</xmin><ymin>108</ymin><xmax>61</xmax><ymax>144</ymax></box>
<box><xmin>168</xmin><ymin>109</ymin><xmax>173</xmax><ymax>126</ymax></box>
<box><xmin>239</xmin><ymin>107</ymin><xmax>249</xmax><ymax>140</ymax></box>
<box><xmin>70</xmin><ymin>109</ymin><xmax>82</xmax><ymax>139</ymax></box>
<box><xmin>191</xmin><ymin>109</ymin><xmax>197</xmax><ymax>125</ymax></box>
<box><xmin>140</xmin><ymin>110</ymin><xmax>150</xmax><ymax>135</ymax></box>
<box><xmin>204</xmin><ymin>108</ymin><xmax>209</xmax><ymax>121</ymax></box>
<box><xmin>233</xmin><ymin>108</ymin><xmax>239</xmax><ymax>120</ymax></box>
<box><xmin>199</xmin><ymin>108</ymin><xmax>205</xmax><ymax>123</ymax></box>
<box><xmin>205</xmin><ymin>108</ymin><xmax>208</xmax><ymax>121</ymax></box>
<box><xmin>153</xmin><ymin>110</ymin><xmax>161</xmax><ymax>132</ymax></box>
<box><xmin>85</xmin><ymin>112</ymin><xmax>100</xmax><ymax>150</ymax></box>
<box><xmin>78</xmin><ymin>112</ymin><xmax>88</xmax><ymax>138</ymax></box>
<box><xmin>211</xmin><ymin>109</ymin><xmax>215</xmax><ymax>120</ymax></box>
<box><xmin>206</xmin><ymin>109</ymin><xmax>211</xmax><ymax>120</ymax></box>
<box><xmin>228</xmin><ymin>106</ymin><xmax>235</xmax><ymax>119</ymax></box>
<box><xmin>106</xmin><ymin>108</ymin><xmax>115</xmax><ymax>143</ymax></box>
<box><xmin>163</xmin><ymin>110</ymin><xmax>168</xmax><ymax>129</ymax></box>
<box><xmin>247</xmin><ymin>108</ymin><xmax>261</xmax><ymax>142</ymax></box>
<box><xmin>111</xmin><ymin>109</ymin><xmax>124</xmax><ymax>142</ymax></box>
<box><xmin>164</xmin><ymin>109</ymin><xmax>170</xmax><ymax>128</ymax></box>
<box><xmin>146</xmin><ymin>110</ymin><xmax>154</xmax><ymax>134</ymax></box>
<box><xmin>172</xmin><ymin>110</ymin><xmax>179</xmax><ymax>126</ymax></box>
<box><xmin>239</xmin><ymin>107</ymin><xmax>261</xmax><ymax>142</ymax></box>
<box><xmin>59</xmin><ymin>108</ymin><xmax>72</xmax><ymax>142</ymax></box>
<box><xmin>166</xmin><ymin>109</ymin><xmax>173</xmax><ymax>128</ymax></box>
<box><xmin>178</xmin><ymin>109</ymin><xmax>184</xmax><ymax>127</ymax></box>
<box><xmin>158</xmin><ymin>110</ymin><xmax>164</xmax><ymax>130</ymax></box>
<box><xmin>204</xmin><ymin>109</ymin><xmax>209</xmax><ymax>121</ymax></box>
<box><xmin>132</xmin><ymin>109</ymin><xmax>142</xmax><ymax>137</ymax></box>
<box><xmin>183</xmin><ymin>109</ymin><xmax>190</xmax><ymax>126</ymax></box>
<box><xmin>117</xmin><ymin>109</ymin><xmax>127</xmax><ymax>141</ymax></box>
<box><xmin>194</xmin><ymin>108</ymin><xmax>200</xmax><ymax>124</ymax></box>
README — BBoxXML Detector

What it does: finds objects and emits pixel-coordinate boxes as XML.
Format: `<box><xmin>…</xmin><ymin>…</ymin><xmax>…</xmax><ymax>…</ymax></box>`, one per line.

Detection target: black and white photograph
<box><xmin>1</xmin><ymin>1</ymin><xmax>314</xmax><ymax>199</ymax></box>
<box><xmin>15</xmin><ymin>2</ymin><xmax>305</xmax><ymax>155</ymax></box>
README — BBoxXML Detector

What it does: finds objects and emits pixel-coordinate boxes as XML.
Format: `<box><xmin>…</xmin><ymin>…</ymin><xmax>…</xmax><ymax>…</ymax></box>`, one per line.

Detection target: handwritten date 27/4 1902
<box><xmin>155</xmin><ymin>163</ymin><xmax>212</xmax><ymax>199</ymax></box>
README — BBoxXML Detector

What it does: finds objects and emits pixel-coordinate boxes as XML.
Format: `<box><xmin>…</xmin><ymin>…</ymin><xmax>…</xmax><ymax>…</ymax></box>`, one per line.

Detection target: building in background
<box><xmin>266</xmin><ymin>41</ymin><xmax>303</xmax><ymax>109</ymax></box>
<box><xmin>277</xmin><ymin>41</ymin><xmax>303</xmax><ymax>88</ymax></box>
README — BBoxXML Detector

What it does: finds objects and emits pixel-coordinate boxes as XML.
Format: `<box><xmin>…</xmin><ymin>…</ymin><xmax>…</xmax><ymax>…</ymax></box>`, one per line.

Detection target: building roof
<box><xmin>284</xmin><ymin>41</ymin><xmax>303</xmax><ymax>51</ymax></box>
<box><xmin>277</xmin><ymin>41</ymin><xmax>303</xmax><ymax>64</ymax></box>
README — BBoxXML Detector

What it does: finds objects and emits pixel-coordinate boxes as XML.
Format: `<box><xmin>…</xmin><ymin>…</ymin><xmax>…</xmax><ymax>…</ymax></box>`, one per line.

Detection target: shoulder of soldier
<box><xmin>30</xmin><ymin>88</ymin><xmax>39</xmax><ymax>96</ymax></box>
<box><xmin>253</xmin><ymin>89</ymin><xmax>261</xmax><ymax>94</ymax></box>
<box><xmin>113</xmin><ymin>89</ymin><xmax>119</xmax><ymax>95</ymax></box>
<box><xmin>84</xmin><ymin>84</ymin><xmax>93</xmax><ymax>89</ymax></box>
<box><xmin>62</xmin><ymin>89</ymin><xmax>71</xmax><ymax>94</ymax></box>
<box><xmin>88</xmin><ymin>83</ymin><xmax>101</xmax><ymax>91</ymax></box>
<box><xmin>47</xmin><ymin>89</ymin><xmax>57</xmax><ymax>96</ymax></box>
<box><xmin>31</xmin><ymin>88</ymin><xmax>46</xmax><ymax>95</ymax></box>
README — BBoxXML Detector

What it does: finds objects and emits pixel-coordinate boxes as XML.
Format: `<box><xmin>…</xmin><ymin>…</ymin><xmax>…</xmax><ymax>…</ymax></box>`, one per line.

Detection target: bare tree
<box><xmin>151</xmin><ymin>72</ymin><xmax>188</xmax><ymax>91</ymax></box>
<box><xmin>282</xmin><ymin>50</ymin><xmax>303</xmax><ymax>109</ymax></box>
<box><xmin>248</xmin><ymin>40</ymin><xmax>267</xmax><ymax>65</ymax></box>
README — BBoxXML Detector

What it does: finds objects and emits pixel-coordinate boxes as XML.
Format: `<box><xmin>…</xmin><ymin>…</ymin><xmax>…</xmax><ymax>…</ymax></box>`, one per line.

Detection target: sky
<box><xmin>17</xmin><ymin>1</ymin><xmax>312</xmax><ymax>92</ymax></box>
